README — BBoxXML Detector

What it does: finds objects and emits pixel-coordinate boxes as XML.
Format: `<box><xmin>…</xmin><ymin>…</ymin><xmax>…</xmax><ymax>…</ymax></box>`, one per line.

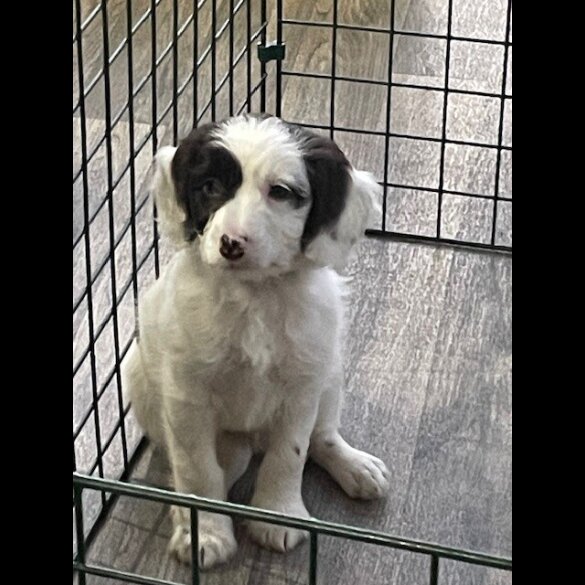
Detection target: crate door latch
<box><xmin>257</xmin><ymin>42</ymin><xmax>286</xmax><ymax>63</ymax></box>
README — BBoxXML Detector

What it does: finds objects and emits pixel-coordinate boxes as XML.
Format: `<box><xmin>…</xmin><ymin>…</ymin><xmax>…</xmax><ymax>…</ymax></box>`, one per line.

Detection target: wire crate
<box><xmin>73</xmin><ymin>0</ymin><xmax>512</xmax><ymax>583</ymax></box>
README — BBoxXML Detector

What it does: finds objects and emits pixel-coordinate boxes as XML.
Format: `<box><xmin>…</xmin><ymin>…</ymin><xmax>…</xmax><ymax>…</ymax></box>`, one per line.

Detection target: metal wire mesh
<box><xmin>73</xmin><ymin>0</ymin><xmax>270</xmax><ymax>547</ymax></box>
<box><xmin>73</xmin><ymin>0</ymin><xmax>512</xmax><ymax>582</ymax></box>
<box><xmin>276</xmin><ymin>0</ymin><xmax>512</xmax><ymax>252</ymax></box>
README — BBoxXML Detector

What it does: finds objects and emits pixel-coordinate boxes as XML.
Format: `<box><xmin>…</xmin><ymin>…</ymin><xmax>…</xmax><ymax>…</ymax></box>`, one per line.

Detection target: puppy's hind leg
<box><xmin>217</xmin><ymin>432</ymin><xmax>253</xmax><ymax>493</ymax></box>
<box><xmin>309</xmin><ymin>376</ymin><xmax>390</xmax><ymax>500</ymax></box>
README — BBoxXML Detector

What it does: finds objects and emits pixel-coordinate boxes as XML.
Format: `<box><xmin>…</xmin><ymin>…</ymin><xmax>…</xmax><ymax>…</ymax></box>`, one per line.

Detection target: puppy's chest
<box><xmin>210</xmin><ymin>360</ymin><xmax>286</xmax><ymax>432</ymax></box>
<box><xmin>218</xmin><ymin>292</ymin><xmax>297</xmax><ymax>371</ymax></box>
<box><xmin>208</xmin><ymin>296</ymin><xmax>303</xmax><ymax>431</ymax></box>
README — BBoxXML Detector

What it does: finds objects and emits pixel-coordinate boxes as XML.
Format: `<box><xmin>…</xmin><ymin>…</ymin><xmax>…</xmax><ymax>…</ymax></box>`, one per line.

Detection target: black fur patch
<box><xmin>171</xmin><ymin>122</ymin><xmax>243</xmax><ymax>240</ymax></box>
<box><xmin>284</xmin><ymin>124</ymin><xmax>351</xmax><ymax>250</ymax></box>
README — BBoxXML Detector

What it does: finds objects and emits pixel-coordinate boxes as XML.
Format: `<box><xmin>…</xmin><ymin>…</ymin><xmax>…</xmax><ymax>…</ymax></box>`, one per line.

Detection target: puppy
<box><xmin>122</xmin><ymin>114</ymin><xmax>389</xmax><ymax>569</ymax></box>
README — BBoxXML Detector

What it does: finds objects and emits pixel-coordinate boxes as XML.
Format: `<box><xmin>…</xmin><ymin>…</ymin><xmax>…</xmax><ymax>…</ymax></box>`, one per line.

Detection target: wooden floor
<box><xmin>73</xmin><ymin>0</ymin><xmax>512</xmax><ymax>583</ymax></box>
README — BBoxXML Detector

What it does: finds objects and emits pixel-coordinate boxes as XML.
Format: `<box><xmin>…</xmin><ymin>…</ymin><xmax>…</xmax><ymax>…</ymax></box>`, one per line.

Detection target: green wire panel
<box><xmin>73</xmin><ymin>473</ymin><xmax>512</xmax><ymax>585</ymax></box>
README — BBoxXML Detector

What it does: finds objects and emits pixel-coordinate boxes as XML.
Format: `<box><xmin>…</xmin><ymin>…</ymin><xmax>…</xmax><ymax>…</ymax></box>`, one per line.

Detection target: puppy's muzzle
<box><xmin>219</xmin><ymin>234</ymin><xmax>246</xmax><ymax>261</ymax></box>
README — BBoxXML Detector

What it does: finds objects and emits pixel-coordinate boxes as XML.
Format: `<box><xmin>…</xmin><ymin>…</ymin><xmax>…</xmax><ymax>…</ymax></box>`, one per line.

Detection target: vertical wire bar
<box><xmin>101</xmin><ymin>0</ymin><xmax>129</xmax><ymax>468</ymax></box>
<box><xmin>260</xmin><ymin>0</ymin><xmax>267</xmax><ymax>111</ymax></box>
<box><xmin>436</xmin><ymin>0</ymin><xmax>454</xmax><ymax>239</ymax></box>
<box><xmin>381</xmin><ymin>0</ymin><xmax>397</xmax><ymax>232</ymax></box>
<box><xmin>75</xmin><ymin>0</ymin><xmax>105</xmax><ymax>502</ymax></box>
<box><xmin>193</xmin><ymin>0</ymin><xmax>199</xmax><ymax>126</ymax></box>
<box><xmin>126</xmin><ymin>0</ymin><xmax>140</xmax><ymax>348</ymax></box>
<box><xmin>151</xmin><ymin>0</ymin><xmax>158</xmax><ymax>151</ymax></box>
<box><xmin>211</xmin><ymin>0</ymin><xmax>217</xmax><ymax>120</ymax></box>
<box><xmin>73</xmin><ymin>484</ymin><xmax>87</xmax><ymax>585</ymax></box>
<box><xmin>430</xmin><ymin>554</ymin><xmax>439</xmax><ymax>585</ymax></box>
<box><xmin>71</xmin><ymin>2</ymin><xmax>82</xmax><ymax>472</ymax></box>
<box><xmin>491</xmin><ymin>0</ymin><xmax>512</xmax><ymax>246</ymax></box>
<box><xmin>190</xmin><ymin>508</ymin><xmax>200</xmax><ymax>585</ymax></box>
<box><xmin>229</xmin><ymin>0</ymin><xmax>235</xmax><ymax>115</ymax></box>
<box><xmin>172</xmin><ymin>0</ymin><xmax>179</xmax><ymax>143</ymax></box>
<box><xmin>329</xmin><ymin>0</ymin><xmax>338</xmax><ymax>140</ymax></box>
<box><xmin>151</xmin><ymin>0</ymin><xmax>161</xmax><ymax>277</ymax></box>
<box><xmin>309</xmin><ymin>531</ymin><xmax>318</xmax><ymax>585</ymax></box>
<box><xmin>246</xmin><ymin>0</ymin><xmax>252</xmax><ymax>112</ymax></box>
<box><xmin>275</xmin><ymin>0</ymin><xmax>283</xmax><ymax>117</ymax></box>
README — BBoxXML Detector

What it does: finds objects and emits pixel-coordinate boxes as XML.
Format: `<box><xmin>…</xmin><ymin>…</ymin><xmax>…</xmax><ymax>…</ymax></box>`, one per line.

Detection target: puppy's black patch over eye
<box><xmin>199</xmin><ymin>179</ymin><xmax>218</xmax><ymax>196</ymax></box>
<box><xmin>268</xmin><ymin>184</ymin><xmax>292</xmax><ymax>200</ymax></box>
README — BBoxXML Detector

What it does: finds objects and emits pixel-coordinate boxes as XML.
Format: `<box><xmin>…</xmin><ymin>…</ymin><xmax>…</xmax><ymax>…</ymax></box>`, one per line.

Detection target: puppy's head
<box><xmin>153</xmin><ymin>114</ymin><xmax>380</xmax><ymax>275</ymax></box>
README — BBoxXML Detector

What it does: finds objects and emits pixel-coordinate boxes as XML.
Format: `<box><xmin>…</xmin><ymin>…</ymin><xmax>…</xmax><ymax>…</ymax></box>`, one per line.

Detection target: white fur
<box><xmin>122</xmin><ymin>116</ymin><xmax>389</xmax><ymax>569</ymax></box>
<box><xmin>152</xmin><ymin>145</ymin><xmax>185</xmax><ymax>247</ymax></box>
<box><xmin>304</xmin><ymin>169</ymin><xmax>382</xmax><ymax>271</ymax></box>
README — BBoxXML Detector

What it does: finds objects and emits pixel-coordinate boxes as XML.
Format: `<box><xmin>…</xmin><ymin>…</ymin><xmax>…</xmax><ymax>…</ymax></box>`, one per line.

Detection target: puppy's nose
<box><xmin>219</xmin><ymin>234</ymin><xmax>245</xmax><ymax>260</ymax></box>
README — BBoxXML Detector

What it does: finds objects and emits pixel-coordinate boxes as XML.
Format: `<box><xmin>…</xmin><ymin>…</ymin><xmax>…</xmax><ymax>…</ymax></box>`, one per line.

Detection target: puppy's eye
<box><xmin>199</xmin><ymin>179</ymin><xmax>224</xmax><ymax>199</ymax></box>
<box><xmin>268</xmin><ymin>185</ymin><xmax>291</xmax><ymax>200</ymax></box>
<box><xmin>201</xmin><ymin>180</ymin><xmax>216</xmax><ymax>195</ymax></box>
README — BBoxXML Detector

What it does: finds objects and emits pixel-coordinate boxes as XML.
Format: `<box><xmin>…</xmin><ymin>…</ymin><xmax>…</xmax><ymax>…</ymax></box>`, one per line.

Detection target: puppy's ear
<box><xmin>300</xmin><ymin>135</ymin><xmax>381</xmax><ymax>271</ymax></box>
<box><xmin>151</xmin><ymin>145</ymin><xmax>186</xmax><ymax>247</ymax></box>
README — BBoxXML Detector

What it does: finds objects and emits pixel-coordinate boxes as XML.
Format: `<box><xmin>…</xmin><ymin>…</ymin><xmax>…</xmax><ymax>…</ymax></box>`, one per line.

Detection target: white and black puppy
<box><xmin>123</xmin><ymin>113</ymin><xmax>389</xmax><ymax>569</ymax></box>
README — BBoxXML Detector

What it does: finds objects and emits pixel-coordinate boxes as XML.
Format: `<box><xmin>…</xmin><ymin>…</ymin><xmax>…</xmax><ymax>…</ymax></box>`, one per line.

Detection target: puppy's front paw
<box><xmin>338</xmin><ymin>450</ymin><xmax>390</xmax><ymax>499</ymax></box>
<box><xmin>169</xmin><ymin>513</ymin><xmax>237</xmax><ymax>569</ymax></box>
<box><xmin>247</xmin><ymin>501</ymin><xmax>309</xmax><ymax>553</ymax></box>
<box><xmin>247</xmin><ymin>520</ymin><xmax>308</xmax><ymax>553</ymax></box>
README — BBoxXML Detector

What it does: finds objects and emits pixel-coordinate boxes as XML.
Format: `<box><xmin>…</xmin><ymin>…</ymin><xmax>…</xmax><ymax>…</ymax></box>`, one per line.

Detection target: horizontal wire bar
<box><xmin>236</xmin><ymin>73</ymin><xmax>268</xmax><ymax>115</ymax></box>
<box><xmin>73</xmin><ymin>473</ymin><xmax>512</xmax><ymax>571</ymax></box>
<box><xmin>196</xmin><ymin>50</ymin><xmax>269</xmax><ymax>122</ymax></box>
<box><xmin>75</xmin><ymin>17</ymin><xmax>510</xmax><ymax>119</ymax></box>
<box><xmin>281</xmin><ymin>69</ymin><xmax>512</xmax><ymax>100</ymax></box>
<box><xmin>74</xmin><ymin>2</ymin><xmax>206</xmax><ymax>117</ymax></box>
<box><xmin>230</xmin><ymin>26</ymin><xmax>263</xmax><ymax>72</ymax></box>
<box><xmin>177</xmin><ymin>13</ymin><xmax>196</xmax><ymax>42</ymax></box>
<box><xmin>196</xmin><ymin>96</ymin><xmax>214</xmax><ymax>123</ymax></box>
<box><xmin>73</xmin><ymin>192</ymin><xmax>151</xmax><ymax>313</ymax></box>
<box><xmin>281</xmin><ymin>19</ymin><xmax>512</xmax><ymax>46</ymax></box>
<box><xmin>181</xmin><ymin>0</ymin><xmax>252</xmax><ymax>116</ymax></box>
<box><xmin>73</xmin><ymin>335</ymin><xmax>136</xmax><ymax>442</ymax></box>
<box><xmin>185</xmin><ymin>25</ymin><xmax>261</xmax><ymax>122</ymax></box>
<box><xmin>365</xmin><ymin>229</ymin><xmax>512</xmax><ymax>254</ymax></box>
<box><xmin>72</xmin><ymin>0</ymin><xmax>211</xmax><ymax>47</ymax></box>
<box><xmin>73</xmin><ymin>71</ymin><xmax>154</xmax><ymax>182</ymax></box>
<box><xmin>73</xmin><ymin>7</ymin><xmax>160</xmax><ymax>115</ymax></box>
<box><xmin>73</xmin><ymin>438</ymin><xmax>149</xmax><ymax>554</ymax></box>
<box><xmin>155</xmin><ymin>0</ymin><xmax>252</xmax><ymax>88</ymax></box>
<box><xmin>72</xmin><ymin>3</ymin><xmax>102</xmax><ymax>44</ymax></box>
<box><xmin>74</xmin><ymin>23</ymin><xmax>267</xmax><ymax>184</ymax></box>
<box><xmin>177</xmin><ymin>71</ymin><xmax>195</xmax><ymax>98</ymax></box>
<box><xmin>379</xmin><ymin>181</ymin><xmax>512</xmax><ymax>202</ymax></box>
<box><xmin>73</xmin><ymin>241</ymin><xmax>155</xmax><ymax>379</ymax></box>
<box><xmin>75</xmin><ymin>33</ymin><xmax>268</xmax><ymax>305</ymax></box>
<box><xmin>74</xmin><ymin>20</ymin><xmax>267</xmax><ymax>182</ymax></box>
<box><xmin>73</xmin><ymin>561</ymin><xmax>181</xmax><ymax>585</ymax></box>
<box><xmin>73</xmin><ymin>23</ymin><xmax>267</xmax><ymax>232</ymax></box>
<box><xmin>288</xmin><ymin>120</ymin><xmax>512</xmax><ymax>150</ymax></box>
<box><xmin>88</xmin><ymin>403</ymin><xmax>132</xmax><ymax>475</ymax></box>
<box><xmin>74</xmin><ymin>125</ymin><xmax>155</xmax><ymax>250</ymax></box>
